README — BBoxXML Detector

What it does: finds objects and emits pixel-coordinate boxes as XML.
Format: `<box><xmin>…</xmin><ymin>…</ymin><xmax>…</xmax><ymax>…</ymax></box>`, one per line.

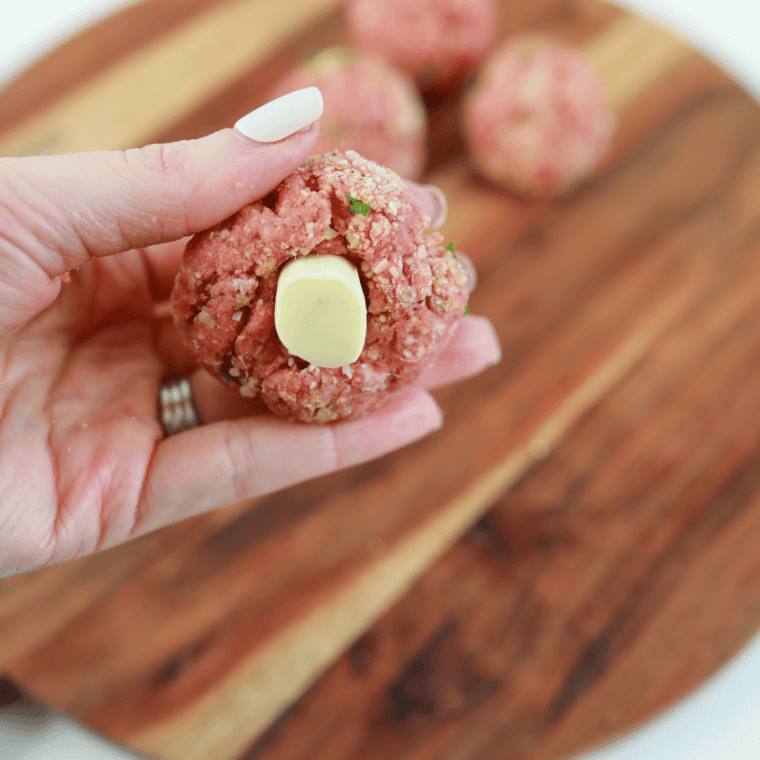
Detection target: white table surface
<box><xmin>1</xmin><ymin>1</ymin><xmax>760</xmax><ymax>759</ymax></box>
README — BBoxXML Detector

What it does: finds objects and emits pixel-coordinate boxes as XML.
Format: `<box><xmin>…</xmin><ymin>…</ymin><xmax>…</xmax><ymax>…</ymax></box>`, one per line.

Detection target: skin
<box><xmin>0</xmin><ymin>122</ymin><xmax>502</xmax><ymax>578</ymax></box>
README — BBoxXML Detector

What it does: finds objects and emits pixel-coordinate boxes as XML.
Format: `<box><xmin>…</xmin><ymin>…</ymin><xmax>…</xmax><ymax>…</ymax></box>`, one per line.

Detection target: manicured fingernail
<box><xmin>233</xmin><ymin>87</ymin><xmax>323</xmax><ymax>143</ymax></box>
<box><xmin>484</xmin><ymin>321</ymin><xmax>502</xmax><ymax>365</ymax></box>
<box><xmin>456</xmin><ymin>251</ymin><xmax>477</xmax><ymax>293</ymax></box>
<box><xmin>424</xmin><ymin>184</ymin><xmax>448</xmax><ymax>229</ymax></box>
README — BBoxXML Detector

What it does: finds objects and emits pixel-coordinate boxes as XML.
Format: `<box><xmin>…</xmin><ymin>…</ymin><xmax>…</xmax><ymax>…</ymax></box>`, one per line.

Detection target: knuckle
<box><xmin>119</xmin><ymin>140</ymin><xmax>194</xmax><ymax>236</ymax></box>
<box><xmin>324</xmin><ymin>426</ymin><xmax>342</xmax><ymax>471</ymax></box>
<box><xmin>221</xmin><ymin>420</ymin><xmax>254</xmax><ymax>504</ymax></box>
<box><xmin>127</xmin><ymin>140</ymin><xmax>190</xmax><ymax>177</ymax></box>
<box><xmin>0</xmin><ymin>160</ymin><xmax>67</xmax><ymax>272</ymax></box>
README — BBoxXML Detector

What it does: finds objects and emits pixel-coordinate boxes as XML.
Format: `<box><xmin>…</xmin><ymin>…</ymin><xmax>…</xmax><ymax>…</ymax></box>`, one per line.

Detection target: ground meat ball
<box><xmin>461</xmin><ymin>34</ymin><xmax>616</xmax><ymax>198</ymax></box>
<box><xmin>270</xmin><ymin>47</ymin><xmax>428</xmax><ymax>180</ymax></box>
<box><xmin>171</xmin><ymin>150</ymin><xmax>469</xmax><ymax>424</ymax></box>
<box><xmin>345</xmin><ymin>0</ymin><xmax>498</xmax><ymax>92</ymax></box>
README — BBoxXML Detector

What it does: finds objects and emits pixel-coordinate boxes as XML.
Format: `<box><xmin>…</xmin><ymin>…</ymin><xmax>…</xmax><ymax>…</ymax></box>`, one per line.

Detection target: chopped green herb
<box><xmin>305</xmin><ymin>52</ymin><xmax>316</xmax><ymax>62</ymax></box>
<box><xmin>446</xmin><ymin>242</ymin><xmax>455</xmax><ymax>251</ymax></box>
<box><xmin>464</xmin><ymin>304</ymin><xmax>469</xmax><ymax>315</ymax></box>
<box><xmin>345</xmin><ymin>194</ymin><xmax>371</xmax><ymax>216</ymax></box>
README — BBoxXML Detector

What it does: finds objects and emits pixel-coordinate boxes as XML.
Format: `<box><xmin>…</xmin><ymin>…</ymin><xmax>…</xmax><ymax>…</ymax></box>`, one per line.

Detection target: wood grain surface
<box><xmin>2</xmin><ymin>1</ymin><xmax>760</xmax><ymax>759</ymax></box>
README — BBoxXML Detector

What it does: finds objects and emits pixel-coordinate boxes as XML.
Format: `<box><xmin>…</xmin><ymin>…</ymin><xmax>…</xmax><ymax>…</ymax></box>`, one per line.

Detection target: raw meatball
<box><xmin>345</xmin><ymin>0</ymin><xmax>498</xmax><ymax>92</ymax></box>
<box><xmin>462</xmin><ymin>34</ymin><xmax>616</xmax><ymax>198</ymax></box>
<box><xmin>270</xmin><ymin>47</ymin><xmax>428</xmax><ymax>179</ymax></box>
<box><xmin>171</xmin><ymin>151</ymin><xmax>469</xmax><ymax>424</ymax></box>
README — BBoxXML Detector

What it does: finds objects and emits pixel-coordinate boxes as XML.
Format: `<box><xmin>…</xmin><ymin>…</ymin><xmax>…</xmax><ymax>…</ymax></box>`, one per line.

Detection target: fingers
<box><xmin>133</xmin><ymin>385</ymin><xmax>442</xmax><ymax>539</ymax></box>
<box><xmin>139</xmin><ymin>313</ymin><xmax>501</xmax><ymax>542</ymax></box>
<box><xmin>0</xmin><ymin>88</ymin><xmax>323</xmax><ymax>282</ymax></box>
<box><xmin>404</xmin><ymin>181</ymin><xmax>448</xmax><ymax>230</ymax></box>
<box><xmin>415</xmin><ymin>316</ymin><xmax>502</xmax><ymax>389</ymax></box>
<box><xmin>398</xmin><ymin>180</ymin><xmax>479</xmax><ymax>293</ymax></box>
<box><xmin>455</xmin><ymin>250</ymin><xmax>478</xmax><ymax>293</ymax></box>
<box><xmin>0</xmin><ymin>89</ymin><xmax>323</xmax><ymax>339</ymax></box>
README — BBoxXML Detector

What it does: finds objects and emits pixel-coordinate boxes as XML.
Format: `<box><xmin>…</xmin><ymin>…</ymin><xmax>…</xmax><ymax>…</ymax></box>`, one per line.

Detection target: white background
<box><xmin>1</xmin><ymin>1</ymin><xmax>760</xmax><ymax>759</ymax></box>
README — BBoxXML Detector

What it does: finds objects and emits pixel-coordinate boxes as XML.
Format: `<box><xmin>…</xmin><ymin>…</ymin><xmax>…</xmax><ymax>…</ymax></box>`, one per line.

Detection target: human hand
<box><xmin>0</xmin><ymin>88</ymin><xmax>502</xmax><ymax>578</ymax></box>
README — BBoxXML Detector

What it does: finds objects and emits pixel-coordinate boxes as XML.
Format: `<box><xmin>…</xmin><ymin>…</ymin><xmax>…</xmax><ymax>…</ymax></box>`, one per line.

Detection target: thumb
<box><xmin>0</xmin><ymin>87</ymin><xmax>323</xmax><ymax>280</ymax></box>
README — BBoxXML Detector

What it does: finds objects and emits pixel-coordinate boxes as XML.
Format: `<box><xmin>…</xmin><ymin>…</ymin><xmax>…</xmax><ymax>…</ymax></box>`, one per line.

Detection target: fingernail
<box><xmin>233</xmin><ymin>87</ymin><xmax>323</xmax><ymax>143</ymax></box>
<box><xmin>399</xmin><ymin>390</ymin><xmax>444</xmax><ymax>438</ymax></box>
<box><xmin>414</xmin><ymin>403</ymin><xmax>444</xmax><ymax>434</ymax></box>
<box><xmin>424</xmin><ymin>184</ymin><xmax>448</xmax><ymax>230</ymax></box>
<box><xmin>455</xmin><ymin>250</ymin><xmax>477</xmax><ymax>293</ymax></box>
<box><xmin>484</xmin><ymin>321</ymin><xmax>502</xmax><ymax>365</ymax></box>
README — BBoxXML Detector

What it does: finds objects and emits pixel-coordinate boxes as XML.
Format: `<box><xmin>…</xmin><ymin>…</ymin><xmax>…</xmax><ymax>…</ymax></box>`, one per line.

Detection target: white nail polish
<box><xmin>234</xmin><ymin>87</ymin><xmax>323</xmax><ymax>143</ymax></box>
<box><xmin>424</xmin><ymin>184</ymin><xmax>448</xmax><ymax>230</ymax></box>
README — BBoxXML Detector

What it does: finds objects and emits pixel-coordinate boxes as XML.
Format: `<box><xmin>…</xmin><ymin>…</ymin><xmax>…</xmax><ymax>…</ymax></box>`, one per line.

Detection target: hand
<box><xmin>0</xmin><ymin>96</ymin><xmax>502</xmax><ymax>578</ymax></box>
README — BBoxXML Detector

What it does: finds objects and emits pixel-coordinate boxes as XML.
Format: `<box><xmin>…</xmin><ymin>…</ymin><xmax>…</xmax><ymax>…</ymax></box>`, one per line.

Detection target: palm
<box><xmin>1</xmin><ymin>249</ymin><xmax>164</xmax><ymax>572</ymax></box>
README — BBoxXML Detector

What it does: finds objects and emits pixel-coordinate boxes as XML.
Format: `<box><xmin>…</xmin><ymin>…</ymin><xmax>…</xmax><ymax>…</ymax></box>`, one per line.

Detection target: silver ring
<box><xmin>159</xmin><ymin>377</ymin><xmax>201</xmax><ymax>435</ymax></box>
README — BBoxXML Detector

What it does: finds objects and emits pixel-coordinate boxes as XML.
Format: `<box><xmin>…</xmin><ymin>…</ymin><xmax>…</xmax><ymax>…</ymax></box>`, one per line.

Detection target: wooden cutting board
<box><xmin>3</xmin><ymin>1</ymin><xmax>760</xmax><ymax>759</ymax></box>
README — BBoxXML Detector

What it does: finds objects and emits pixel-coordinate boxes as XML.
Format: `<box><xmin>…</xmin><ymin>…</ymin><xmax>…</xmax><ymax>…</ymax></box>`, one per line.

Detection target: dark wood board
<box><xmin>1</xmin><ymin>0</ymin><xmax>759</xmax><ymax>759</ymax></box>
